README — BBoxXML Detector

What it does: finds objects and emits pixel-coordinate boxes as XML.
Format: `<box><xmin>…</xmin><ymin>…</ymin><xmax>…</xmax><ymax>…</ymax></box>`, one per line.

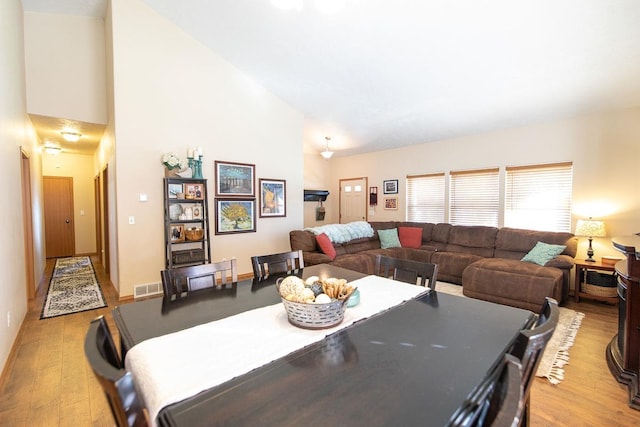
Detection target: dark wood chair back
<box><xmin>251</xmin><ymin>250</ymin><xmax>304</xmax><ymax>279</ymax></box>
<box><xmin>84</xmin><ymin>316</ymin><xmax>147</xmax><ymax>427</ymax></box>
<box><xmin>374</xmin><ymin>254</ymin><xmax>439</xmax><ymax>290</ymax></box>
<box><xmin>161</xmin><ymin>259</ymin><xmax>238</xmax><ymax>297</ymax></box>
<box><xmin>508</xmin><ymin>297</ymin><xmax>559</xmax><ymax>426</ymax></box>
<box><xmin>449</xmin><ymin>353</ymin><xmax>523</xmax><ymax>427</ymax></box>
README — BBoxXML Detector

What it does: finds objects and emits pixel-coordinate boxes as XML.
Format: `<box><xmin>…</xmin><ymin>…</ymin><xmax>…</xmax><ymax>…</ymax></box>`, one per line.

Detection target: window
<box><xmin>449</xmin><ymin>168</ymin><xmax>499</xmax><ymax>227</ymax></box>
<box><xmin>505</xmin><ymin>162</ymin><xmax>573</xmax><ymax>232</ymax></box>
<box><xmin>406</xmin><ymin>173</ymin><xmax>445</xmax><ymax>223</ymax></box>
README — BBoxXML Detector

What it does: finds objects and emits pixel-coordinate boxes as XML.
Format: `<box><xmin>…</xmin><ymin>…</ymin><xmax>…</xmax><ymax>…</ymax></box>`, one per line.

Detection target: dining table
<box><xmin>113</xmin><ymin>264</ymin><xmax>535</xmax><ymax>426</ymax></box>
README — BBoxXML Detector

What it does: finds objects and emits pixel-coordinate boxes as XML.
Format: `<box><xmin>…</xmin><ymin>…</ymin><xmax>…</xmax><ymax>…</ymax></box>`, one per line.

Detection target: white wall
<box><xmin>23</xmin><ymin>12</ymin><xmax>107</xmax><ymax>125</ymax></box>
<box><xmin>320</xmin><ymin>109</ymin><xmax>640</xmax><ymax>260</ymax></box>
<box><xmin>0</xmin><ymin>0</ymin><xmax>45</xmax><ymax>378</ymax></box>
<box><xmin>108</xmin><ymin>0</ymin><xmax>304</xmax><ymax>297</ymax></box>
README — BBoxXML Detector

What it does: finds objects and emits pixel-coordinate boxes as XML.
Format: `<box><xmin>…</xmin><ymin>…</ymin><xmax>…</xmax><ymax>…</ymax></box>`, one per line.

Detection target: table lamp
<box><xmin>575</xmin><ymin>217</ymin><xmax>606</xmax><ymax>262</ymax></box>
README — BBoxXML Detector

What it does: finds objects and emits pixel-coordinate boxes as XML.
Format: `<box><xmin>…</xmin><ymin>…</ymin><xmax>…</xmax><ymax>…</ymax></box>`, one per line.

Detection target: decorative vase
<box><xmin>164</xmin><ymin>167</ymin><xmax>180</xmax><ymax>177</ymax></box>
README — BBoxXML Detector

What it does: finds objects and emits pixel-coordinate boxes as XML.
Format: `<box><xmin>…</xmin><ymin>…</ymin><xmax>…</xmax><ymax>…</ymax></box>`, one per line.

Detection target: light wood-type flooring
<box><xmin>1</xmin><ymin>256</ymin><xmax>640</xmax><ymax>426</ymax></box>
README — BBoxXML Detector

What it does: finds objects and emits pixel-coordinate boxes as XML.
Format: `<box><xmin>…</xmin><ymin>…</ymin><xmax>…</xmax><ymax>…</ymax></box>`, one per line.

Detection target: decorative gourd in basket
<box><xmin>276</xmin><ymin>275</ymin><xmax>357</xmax><ymax>329</ymax></box>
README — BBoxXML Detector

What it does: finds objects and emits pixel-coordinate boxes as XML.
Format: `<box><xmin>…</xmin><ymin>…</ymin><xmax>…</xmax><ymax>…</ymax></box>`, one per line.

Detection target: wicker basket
<box><xmin>185</xmin><ymin>228</ymin><xmax>204</xmax><ymax>241</ymax></box>
<box><xmin>280</xmin><ymin>297</ymin><xmax>349</xmax><ymax>329</ymax></box>
<box><xmin>583</xmin><ymin>283</ymin><xmax>617</xmax><ymax>298</ymax></box>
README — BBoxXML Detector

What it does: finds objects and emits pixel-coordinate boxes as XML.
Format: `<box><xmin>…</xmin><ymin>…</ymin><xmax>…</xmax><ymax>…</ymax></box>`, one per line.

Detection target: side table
<box><xmin>574</xmin><ymin>259</ymin><xmax>617</xmax><ymax>303</ymax></box>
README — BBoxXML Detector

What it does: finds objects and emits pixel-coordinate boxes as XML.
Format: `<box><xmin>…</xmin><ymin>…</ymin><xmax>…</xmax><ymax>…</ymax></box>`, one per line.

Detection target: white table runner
<box><xmin>125</xmin><ymin>275</ymin><xmax>427</xmax><ymax>425</ymax></box>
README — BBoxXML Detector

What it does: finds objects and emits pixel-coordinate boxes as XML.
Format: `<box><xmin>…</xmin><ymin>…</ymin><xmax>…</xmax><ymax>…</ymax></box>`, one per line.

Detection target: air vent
<box><xmin>134</xmin><ymin>282</ymin><xmax>162</xmax><ymax>299</ymax></box>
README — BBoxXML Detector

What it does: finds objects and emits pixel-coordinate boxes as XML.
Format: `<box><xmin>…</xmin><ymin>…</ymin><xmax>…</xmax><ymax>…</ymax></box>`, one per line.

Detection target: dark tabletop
<box><xmin>113</xmin><ymin>264</ymin><xmax>367</xmax><ymax>355</ymax></box>
<box><xmin>113</xmin><ymin>265</ymin><xmax>534</xmax><ymax>426</ymax></box>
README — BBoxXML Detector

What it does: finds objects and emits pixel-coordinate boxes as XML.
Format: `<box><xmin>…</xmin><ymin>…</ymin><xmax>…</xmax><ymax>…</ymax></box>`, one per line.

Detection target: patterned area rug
<box><xmin>40</xmin><ymin>256</ymin><xmax>107</xmax><ymax>319</ymax></box>
<box><xmin>435</xmin><ymin>281</ymin><xmax>584</xmax><ymax>384</ymax></box>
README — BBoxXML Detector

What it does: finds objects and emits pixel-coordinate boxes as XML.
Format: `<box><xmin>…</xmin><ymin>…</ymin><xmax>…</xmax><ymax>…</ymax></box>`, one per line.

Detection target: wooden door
<box><xmin>339</xmin><ymin>177</ymin><xmax>368</xmax><ymax>224</ymax></box>
<box><xmin>44</xmin><ymin>176</ymin><xmax>75</xmax><ymax>258</ymax></box>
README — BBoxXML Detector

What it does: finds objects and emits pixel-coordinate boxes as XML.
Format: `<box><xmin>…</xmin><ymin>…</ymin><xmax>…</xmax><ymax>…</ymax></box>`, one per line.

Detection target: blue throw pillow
<box><xmin>521</xmin><ymin>241</ymin><xmax>566</xmax><ymax>266</ymax></box>
<box><xmin>378</xmin><ymin>228</ymin><xmax>401</xmax><ymax>249</ymax></box>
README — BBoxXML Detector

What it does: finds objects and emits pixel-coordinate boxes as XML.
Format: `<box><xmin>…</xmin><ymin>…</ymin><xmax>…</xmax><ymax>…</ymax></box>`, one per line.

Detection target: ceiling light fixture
<box><xmin>61</xmin><ymin>131</ymin><xmax>81</xmax><ymax>142</ymax></box>
<box><xmin>321</xmin><ymin>136</ymin><xmax>334</xmax><ymax>159</ymax></box>
<box><xmin>43</xmin><ymin>141</ymin><xmax>62</xmax><ymax>155</ymax></box>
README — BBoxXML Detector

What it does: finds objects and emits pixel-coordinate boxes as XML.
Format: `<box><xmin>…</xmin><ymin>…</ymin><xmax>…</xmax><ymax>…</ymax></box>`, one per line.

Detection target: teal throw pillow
<box><xmin>378</xmin><ymin>228</ymin><xmax>401</xmax><ymax>249</ymax></box>
<box><xmin>521</xmin><ymin>241</ymin><xmax>566</xmax><ymax>266</ymax></box>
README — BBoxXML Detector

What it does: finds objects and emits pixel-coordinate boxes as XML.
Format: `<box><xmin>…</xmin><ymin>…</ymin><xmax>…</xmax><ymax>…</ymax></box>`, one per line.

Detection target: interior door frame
<box><xmin>339</xmin><ymin>177</ymin><xmax>368</xmax><ymax>224</ymax></box>
<box><xmin>20</xmin><ymin>149</ymin><xmax>35</xmax><ymax>299</ymax></box>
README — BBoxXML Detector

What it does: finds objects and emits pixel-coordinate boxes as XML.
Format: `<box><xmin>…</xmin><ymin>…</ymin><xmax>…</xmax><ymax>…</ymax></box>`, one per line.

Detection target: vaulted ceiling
<box><xmin>23</xmin><ymin>0</ymin><xmax>640</xmax><ymax>157</ymax></box>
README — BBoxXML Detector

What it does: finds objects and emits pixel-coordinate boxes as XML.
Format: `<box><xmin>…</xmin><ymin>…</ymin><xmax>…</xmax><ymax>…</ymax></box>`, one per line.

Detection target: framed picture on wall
<box><xmin>384</xmin><ymin>197</ymin><xmax>398</xmax><ymax>210</ymax></box>
<box><xmin>259</xmin><ymin>178</ymin><xmax>286</xmax><ymax>217</ymax></box>
<box><xmin>215</xmin><ymin>161</ymin><xmax>255</xmax><ymax>197</ymax></box>
<box><xmin>215</xmin><ymin>198</ymin><xmax>256</xmax><ymax>234</ymax></box>
<box><xmin>383</xmin><ymin>179</ymin><xmax>398</xmax><ymax>194</ymax></box>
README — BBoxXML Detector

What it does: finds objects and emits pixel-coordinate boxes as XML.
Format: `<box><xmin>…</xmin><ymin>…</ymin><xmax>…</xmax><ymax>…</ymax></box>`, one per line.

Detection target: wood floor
<box><xmin>1</xmin><ymin>257</ymin><xmax>640</xmax><ymax>426</ymax></box>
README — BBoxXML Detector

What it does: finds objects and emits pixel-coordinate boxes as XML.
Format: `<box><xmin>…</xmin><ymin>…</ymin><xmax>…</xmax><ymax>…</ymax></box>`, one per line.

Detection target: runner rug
<box><xmin>435</xmin><ymin>281</ymin><xmax>584</xmax><ymax>384</ymax></box>
<box><xmin>40</xmin><ymin>256</ymin><xmax>107</xmax><ymax>319</ymax></box>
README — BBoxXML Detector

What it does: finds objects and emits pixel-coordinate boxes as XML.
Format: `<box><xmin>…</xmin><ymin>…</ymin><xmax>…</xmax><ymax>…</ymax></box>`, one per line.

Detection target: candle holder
<box><xmin>193</xmin><ymin>156</ymin><xmax>203</xmax><ymax>179</ymax></box>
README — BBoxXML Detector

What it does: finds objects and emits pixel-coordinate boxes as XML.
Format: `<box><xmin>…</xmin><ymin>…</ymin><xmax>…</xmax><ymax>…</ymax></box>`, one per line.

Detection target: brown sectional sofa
<box><xmin>289</xmin><ymin>221</ymin><xmax>577</xmax><ymax>312</ymax></box>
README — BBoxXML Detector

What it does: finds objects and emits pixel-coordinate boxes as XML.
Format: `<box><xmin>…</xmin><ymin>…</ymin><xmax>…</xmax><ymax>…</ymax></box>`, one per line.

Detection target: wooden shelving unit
<box><xmin>163</xmin><ymin>177</ymin><xmax>211</xmax><ymax>269</ymax></box>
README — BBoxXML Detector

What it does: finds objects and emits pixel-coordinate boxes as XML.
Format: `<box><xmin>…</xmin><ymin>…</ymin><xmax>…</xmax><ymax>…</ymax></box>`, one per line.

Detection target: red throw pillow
<box><xmin>316</xmin><ymin>233</ymin><xmax>337</xmax><ymax>260</ymax></box>
<box><xmin>398</xmin><ymin>227</ymin><xmax>423</xmax><ymax>249</ymax></box>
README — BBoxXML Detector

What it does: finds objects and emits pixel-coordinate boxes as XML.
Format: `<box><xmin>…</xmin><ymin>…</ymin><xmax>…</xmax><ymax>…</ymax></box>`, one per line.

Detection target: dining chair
<box><xmin>374</xmin><ymin>254</ymin><xmax>439</xmax><ymax>290</ymax></box>
<box><xmin>161</xmin><ymin>258</ymin><xmax>238</xmax><ymax>297</ymax></box>
<box><xmin>84</xmin><ymin>315</ymin><xmax>148</xmax><ymax>427</ymax></box>
<box><xmin>450</xmin><ymin>353</ymin><xmax>523</xmax><ymax>427</ymax></box>
<box><xmin>508</xmin><ymin>297</ymin><xmax>559</xmax><ymax>426</ymax></box>
<box><xmin>251</xmin><ymin>249</ymin><xmax>304</xmax><ymax>279</ymax></box>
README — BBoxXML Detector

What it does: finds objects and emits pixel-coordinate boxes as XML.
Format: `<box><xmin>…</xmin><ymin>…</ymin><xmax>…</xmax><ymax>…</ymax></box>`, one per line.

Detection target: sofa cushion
<box><xmin>378</xmin><ymin>228</ymin><xmax>401</xmax><ymax>249</ymax></box>
<box><xmin>463</xmin><ymin>258</ymin><xmax>563</xmax><ymax>312</ymax></box>
<box><xmin>315</xmin><ymin>233</ymin><xmax>337</xmax><ymax>260</ymax></box>
<box><xmin>446</xmin><ymin>225</ymin><xmax>497</xmax><ymax>257</ymax></box>
<box><xmin>495</xmin><ymin>227</ymin><xmax>577</xmax><ymax>259</ymax></box>
<box><xmin>521</xmin><ymin>241</ymin><xmax>566</xmax><ymax>266</ymax></box>
<box><xmin>398</xmin><ymin>227</ymin><xmax>423</xmax><ymax>248</ymax></box>
<box><xmin>290</xmin><ymin>230</ymin><xmax>317</xmax><ymax>252</ymax></box>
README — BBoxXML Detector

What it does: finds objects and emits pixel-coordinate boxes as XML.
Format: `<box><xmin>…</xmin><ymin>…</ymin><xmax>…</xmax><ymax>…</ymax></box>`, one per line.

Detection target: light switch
<box><xmin>80</xmin><ymin>210</ymin><xmax>85</xmax><ymax>216</ymax></box>
<box><xmin>128</xmin><ymin>216</ymin><xmax>135</xmax><ymax>225</ymax></box>
<box><xmin>139</xmin><ymin>193</ymin><xmax>148</xmax><ymax>202</ymax></box>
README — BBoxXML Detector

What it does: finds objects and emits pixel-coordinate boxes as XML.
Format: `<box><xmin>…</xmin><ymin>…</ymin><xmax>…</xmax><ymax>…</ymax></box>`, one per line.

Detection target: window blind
<box><xmin>406</xmin><ymin>173</ymin><xmax>445</xmax><ymax>223</ymax></box>
<box><xmin>505</xmin><ymin>162</ymin><xmax>573</xmax><ymax>232</ymax></box>
<box><xmin>449</xmin><ymin>168</ymin><xmax>499</xmax><ymax>227</ymax></box>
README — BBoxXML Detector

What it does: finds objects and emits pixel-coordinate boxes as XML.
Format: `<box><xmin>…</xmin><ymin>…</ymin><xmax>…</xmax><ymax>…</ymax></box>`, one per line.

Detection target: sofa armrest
<box><xmin>302</xmin><ymin>251</ymin><xmax>333</xmax><ymax>265</ymax></box>
<box><xmin>545</xmin><ymin>254</ymin><xmax>575</xmax><ymax>270</ymax></box>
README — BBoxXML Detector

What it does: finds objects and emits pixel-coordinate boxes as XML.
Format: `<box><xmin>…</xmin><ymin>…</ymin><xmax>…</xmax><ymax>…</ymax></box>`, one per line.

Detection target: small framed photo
<box><xmin>215</xmin><ymin>198</ymin><xmax>256</xmax><ymax>234</ymax></box>
<box><xmin>383</xmin><ymin>179</ymin><xmax>398</xmax><ymax>194</ymax></box>
<box><xmin>170</xmin><ymin>224</ymin><xmax>185</xmax><ymax>242</ymax></box>
<box><xmin>384</xmin><ymin>197</ymin><xmax>398</xmax><ymax>210</ymax></box>
<box><xmin>191</xmin><ymin>203</ymin><xmax>203</xmax><ymax>220</ymax></box>
<box><xmin>259</xmin><ymin>178</ymin><xmax>286</xmax><ymax>218</ymax></box>
<box><xmin>167</xmin><ymin>183</ymin><xmax>183</xmax><ymax>199</ymax></box>
<box><xmin>184</xmin><ymin>183</ymin><xmax>204</xmax><ymax>200</ymax></box>
<box><xmin>215</xmin><ymin>161</ymin><xmax>255</xmax><ymax>197</ymax></box>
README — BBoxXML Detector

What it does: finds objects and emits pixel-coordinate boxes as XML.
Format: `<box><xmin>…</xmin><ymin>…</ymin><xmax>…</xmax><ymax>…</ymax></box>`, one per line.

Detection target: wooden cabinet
<box><xmin>606</xmin><ymin>235</ymin><xmax>640</xmax><ymax>410</ymax></box>
<box><xmin>163</xmin><ymin>177</ymin><xmax>211</xmax><ymax>269</ymax></box>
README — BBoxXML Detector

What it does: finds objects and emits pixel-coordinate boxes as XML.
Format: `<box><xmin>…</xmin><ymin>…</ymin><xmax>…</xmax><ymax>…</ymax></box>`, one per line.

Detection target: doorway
<box><xmin>43</xmin><ymin>176</ymin><xmax>75</xmax><ymax>258</ymax></box>
<box><xmin>339</xmin><ymin>177</ymin><xmax>368</xmax><ymax>224</ymax></box>
<box><xmin>21</xmin><ymin>150</ymin><xmax>35</xmax><ymax>299</ymax></box>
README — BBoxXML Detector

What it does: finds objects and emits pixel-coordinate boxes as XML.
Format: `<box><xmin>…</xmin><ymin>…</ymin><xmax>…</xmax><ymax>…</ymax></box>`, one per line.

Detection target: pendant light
<box><xmin>321</xmin><ymin>136</ymin><xmax>334</xmax><ymax>159</ymax></box>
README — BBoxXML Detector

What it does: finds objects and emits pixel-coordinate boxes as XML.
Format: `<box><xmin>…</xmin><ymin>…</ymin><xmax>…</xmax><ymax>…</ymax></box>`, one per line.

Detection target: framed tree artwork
<box><xmin>215</xmin><ymin>198</ymin><xmax>256</xmax><ymax>234</ymax></box>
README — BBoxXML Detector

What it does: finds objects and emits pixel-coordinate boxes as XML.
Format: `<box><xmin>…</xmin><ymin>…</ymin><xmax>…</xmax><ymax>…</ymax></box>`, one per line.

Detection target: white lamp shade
<box><xmin>575</xmin><ymin>219</ymin><xmax>606</xmax><ymax>237</ymax></box>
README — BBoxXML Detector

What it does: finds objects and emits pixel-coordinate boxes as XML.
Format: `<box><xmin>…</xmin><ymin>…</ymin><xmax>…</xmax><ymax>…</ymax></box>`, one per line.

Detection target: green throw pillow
<box><xmin>378</xmin><ymin>228</ymin><xmax>401</xmax><ymax>249</ymax></box>
<box><xmin>521</xmin><ymin>241</ymin><xmax>566</xmax><ymax>266</ymax></box>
